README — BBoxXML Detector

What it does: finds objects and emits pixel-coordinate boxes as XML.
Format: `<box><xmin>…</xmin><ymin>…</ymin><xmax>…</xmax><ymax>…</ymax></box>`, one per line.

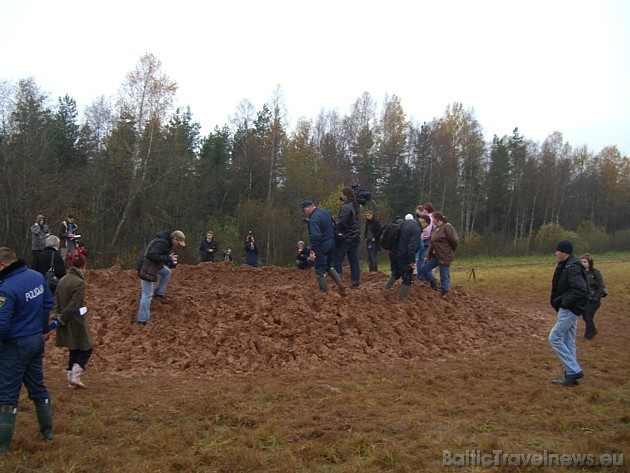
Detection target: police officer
<box><xmin>0</xmin><ymin>247</ymin><xmax>54</xmax><ymax>453</ymax></box>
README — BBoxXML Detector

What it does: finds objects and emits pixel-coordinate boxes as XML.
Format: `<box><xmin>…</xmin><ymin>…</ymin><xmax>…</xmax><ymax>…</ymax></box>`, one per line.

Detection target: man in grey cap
<box><xmin>135</xmin><ymin>230</ymin><xmax>186</xmax><ymax>325</ymax></box>
<box><xmin>548</xmin><ymin>239</ymin><xmax>588</xmax><ymax>386</ymax></box>
<box><xmin>300</xmin><ymin>200</ymin><xmax>346</xmax><ymax>296</ymax></box>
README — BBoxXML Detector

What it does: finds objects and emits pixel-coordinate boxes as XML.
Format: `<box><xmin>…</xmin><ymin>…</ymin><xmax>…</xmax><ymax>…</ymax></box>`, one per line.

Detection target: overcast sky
<box><xmin>2</xmin><ymin>0</ymin><xmax>629</xmax><ymax>155</ymax></box>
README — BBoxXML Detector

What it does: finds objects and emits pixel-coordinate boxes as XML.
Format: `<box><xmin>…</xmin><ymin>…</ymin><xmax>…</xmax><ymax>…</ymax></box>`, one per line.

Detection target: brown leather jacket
<box><xmin>426</xmin><ymin>222</ymin><xmax>459</xmax><ymax>265</ymax></box>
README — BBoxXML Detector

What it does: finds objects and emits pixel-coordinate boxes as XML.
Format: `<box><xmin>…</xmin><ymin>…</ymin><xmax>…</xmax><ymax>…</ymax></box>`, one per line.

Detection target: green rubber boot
<box><xmin>317</xmin><ymin>274</ymin><xmax>328</xmax><ymax>292</ymax></box>
<box><xmin>399</xmin><ymin>284</ymin><xmax>411</xmax><ymax>301</ymax></box>
<box><xmin>384</xmin><ymin>275</ymin><xmax>396</xmax><ymax>289</ymax></box>
<box><xmin>34</xmin><ymin>398</ymin><xmax>54</xmax><ymax>441</ymax></box>
<box><xmin>328</xmin><ymin>268</ymin><xmax>347</xmax><ymax>296</ymax></box>
<box><xmin>0</xmin><ymin>405</ymin><xmax>17</xmax><ymax>453</ymax></box>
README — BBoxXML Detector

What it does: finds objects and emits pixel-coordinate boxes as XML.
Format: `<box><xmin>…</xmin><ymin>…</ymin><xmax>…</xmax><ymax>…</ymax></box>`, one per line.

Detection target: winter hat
<box><xmin>556</xmin><ymin>239</ymin><xmax>573</xmax><ymax>254</ymax></box>
<box><xmin>405</xmin><ymin>214</ymin><xmax>414</xmax><ymax>221</ymax></box>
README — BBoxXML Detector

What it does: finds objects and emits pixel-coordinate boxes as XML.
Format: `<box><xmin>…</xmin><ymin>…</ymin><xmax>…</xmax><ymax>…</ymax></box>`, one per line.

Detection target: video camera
<box><xmin>351</xmin><ymin>183</ymin><xmax>371</xmax><ymax>206</ymax></box>
<box><xmin>246</xmin><ymin>230</ymin><xmax>254</xmax><ymax>242</ymax></box>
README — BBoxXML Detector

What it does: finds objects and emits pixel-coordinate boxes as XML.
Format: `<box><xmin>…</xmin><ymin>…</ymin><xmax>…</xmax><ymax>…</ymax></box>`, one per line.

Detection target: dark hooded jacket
<box><xmin>136</xmin><ymin>231</ymin><xmax>175</xmax><ymax>276</ymax></box>
<box><xmin>396</xmin><ymin>220</ymin><xmax>422</xmax><ymax>264</ymax></box>
<box><xmin>550</xmin><ymin>254</ymin><xmax>589</xmax><ymax>315</ymax></box>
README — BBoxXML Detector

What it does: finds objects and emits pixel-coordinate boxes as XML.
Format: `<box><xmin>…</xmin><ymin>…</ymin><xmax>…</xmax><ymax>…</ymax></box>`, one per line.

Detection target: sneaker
<box><xmin>137</xmin><ymin>321</ymin><xmax>147</xmax><ymax>326</ymax></box>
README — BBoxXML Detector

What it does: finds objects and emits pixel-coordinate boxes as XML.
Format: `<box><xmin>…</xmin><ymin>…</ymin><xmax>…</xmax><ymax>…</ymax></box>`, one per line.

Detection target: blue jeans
<box><xmin>548</xmin><ymin>308</ymin><xmax>582</xmax><ymax>376</ymax></box>
<box><xmin>137</xmin><ymin>266</ymin><xmax>171</xmax><ymax>323</ymax></box>
<box><xmin>0</xmin><ymin>333</ymin><xmax>49</xmax><ymax>405</ymax></box>
<box><xmin>333</xmin><ymin>240</ymin><xmax>360</xmax><ymax>285</ymax></box>
<box><xmin>419</xmin><ymin>256</ymin><xmax>451</xmax><ymax>291</ymax></box>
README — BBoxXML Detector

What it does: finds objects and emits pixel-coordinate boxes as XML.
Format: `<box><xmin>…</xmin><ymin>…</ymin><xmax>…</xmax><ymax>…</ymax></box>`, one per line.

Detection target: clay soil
<box><xmin>4</xmin><ymin>261</ymin><xmax>627</xmax><ymax>472</ymax></box>
<box><xmin>44</xmin><ymin>263</ymin><xmax>549</xmax><ymax>377</ymax></box>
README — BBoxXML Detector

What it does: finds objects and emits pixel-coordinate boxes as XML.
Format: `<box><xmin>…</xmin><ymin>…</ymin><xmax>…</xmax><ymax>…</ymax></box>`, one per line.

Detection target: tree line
<box><xmin>1</xmin><ymin>53</ymin><xmax>628</xmax><ymax>268</ymax></box>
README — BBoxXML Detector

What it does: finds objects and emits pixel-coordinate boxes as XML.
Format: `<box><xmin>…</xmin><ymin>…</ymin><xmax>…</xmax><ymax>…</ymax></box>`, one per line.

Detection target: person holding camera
<box><xmin>199</xmin><ymin>231</ymin><xmax>218</xmax><ymax>262</ymax></box>
<box><xmin>244</xmin><ymin>232</ymin><xmax>259</xmax><ymax>267</ymax></box>
<box><xmin>223</xmin><ymin>248</ymin><xmax>234</xmax><ymax>262</ymax></box>
<box><xmin>295</xmin><ymin>241</ymin><xmax>313</xmax><ymax>270</ymax></box>
<box><xmin>135</xmin><ymin>230</ymin><xmax>186</xmax><ymax>326</ymax></box>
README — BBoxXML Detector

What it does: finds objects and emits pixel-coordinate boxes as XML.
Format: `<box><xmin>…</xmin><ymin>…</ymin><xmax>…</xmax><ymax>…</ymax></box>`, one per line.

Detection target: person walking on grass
<box><xmin>0</xmin><ymin>247</ymin><xmax>54</xmax><ymax>453</ymax></box>
<box><xmin>580</xmin><ymin>253</ymin><xmax>606</xmax><ymax>340</ymax></box>
<box><xmin>549</xmin><ymin>239</ymin><xmax>589</xmax><ymax>387</ymax></box>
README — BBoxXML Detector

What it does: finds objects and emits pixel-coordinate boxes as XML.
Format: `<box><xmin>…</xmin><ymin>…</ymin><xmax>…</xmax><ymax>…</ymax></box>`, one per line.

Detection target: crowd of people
<box><xmin>0</xmin><ymin>195</ymin><xmax>609</xmax><ymax>454</ymax></box>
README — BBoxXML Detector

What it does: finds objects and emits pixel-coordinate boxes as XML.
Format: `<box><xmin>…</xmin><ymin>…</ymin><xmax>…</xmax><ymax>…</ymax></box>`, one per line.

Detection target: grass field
<box><xmin>1</xmin><ymin>255</ymin><xmax>628</xmax><ymax>472</ymax></box>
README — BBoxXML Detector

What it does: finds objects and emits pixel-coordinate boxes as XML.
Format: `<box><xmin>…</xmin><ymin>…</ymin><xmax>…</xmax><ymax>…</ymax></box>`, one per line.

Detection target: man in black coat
<box><xmin>199</xmin><ymin>231</ymin><xmax>218</xmax><ymax>262</ymax></box>
<box><xmin>548</xmin><ymin>239</ymin><xmax>589</xmax><ymax>386</ymax></box>
<box><xmin>32</xmin><ymin>235</ymin><xmax>66</xmax><ymax>293</ymax></box>
<box><xmin>384</xmin><ymin>214</ymin><xmax>421</xmax><ymax>301</ymax></box>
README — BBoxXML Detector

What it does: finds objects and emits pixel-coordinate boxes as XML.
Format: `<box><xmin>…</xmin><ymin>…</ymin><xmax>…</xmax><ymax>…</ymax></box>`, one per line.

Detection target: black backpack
<box><xmin>380</xmin><ymin>222</ymin><xmax>401</xmax><ymax>251</ymax></box>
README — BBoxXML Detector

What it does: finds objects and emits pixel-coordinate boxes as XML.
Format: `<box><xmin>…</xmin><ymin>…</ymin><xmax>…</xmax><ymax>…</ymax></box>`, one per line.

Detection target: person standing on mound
<box><xmin>300</xmin><ymin>200</ymin><xmax>346</xmax><ymax>296</ymax></box>
<box><xmin>136</xmin><ymin>230</ymin><xmax>186</xmax><ymax>326</ymax></box>
<box><xmin>548</xmin><ymin>239</ymin><xmax>589</xmax><ymax>387</ymax></box>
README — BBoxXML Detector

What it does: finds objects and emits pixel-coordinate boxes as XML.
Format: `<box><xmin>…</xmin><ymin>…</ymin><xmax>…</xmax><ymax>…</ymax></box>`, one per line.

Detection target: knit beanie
<box><xmin>556</xmin><ymin>239</ymin><xmax>573</xmax><ymax>254</ymax></box>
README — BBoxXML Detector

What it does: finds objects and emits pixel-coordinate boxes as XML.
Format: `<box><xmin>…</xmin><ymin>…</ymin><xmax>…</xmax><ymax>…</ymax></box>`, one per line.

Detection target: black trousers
<box><xmin>582</xmin><ymin>300</ymin><xmax>601</xmax><ymax>338</ymax></box>
<box><xmin>68</xmin><ymin>349</ymin><xmax>93</xmax><ymax>370</ymax></box>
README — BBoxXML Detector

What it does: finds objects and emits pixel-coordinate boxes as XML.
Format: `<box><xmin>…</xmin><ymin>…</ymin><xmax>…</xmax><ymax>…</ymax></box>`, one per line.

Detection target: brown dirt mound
<box><xmin>44</xmin><ymin>263</ymin><xmax>548</xmax><ymax>377</ymax></box>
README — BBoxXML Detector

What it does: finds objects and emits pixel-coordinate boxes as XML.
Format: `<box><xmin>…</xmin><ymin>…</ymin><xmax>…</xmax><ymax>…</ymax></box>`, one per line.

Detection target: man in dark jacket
<box><xmin>199</xmin><ymin>231</ymin><xmax>218</xmax><ymax>262</ymax></box>
<box><xmin>364</xmin><ymin>210</ymin><xmax>382</xmax><ymax>272</ymax></box>
<box><xmin>0</xmin><ymin>247</ymin><xmax>55</xmax><ymax>453</ymax></box>
<box><xmin>384</xmin><ymin>214</ymin><xmax>422</xmax><ymax>301</ymax></box>
<box><xmin>301</xmin><ymin>200</ymin><xmax>346</xmax><ymax>296</ymax></box>
<box><xmin>32</xmin><ymin>235</ymin><xmax>66</xmax><ymax>293</ymax></box>
<box><xmin>548</xmin><ymin>239</ymin><xmax>589</xmax><ymax>387</ymax></box>
<box><xmin>135</xmin><ymin>230</ymin><xmax>186</xmax><ymax>325</ymax></box>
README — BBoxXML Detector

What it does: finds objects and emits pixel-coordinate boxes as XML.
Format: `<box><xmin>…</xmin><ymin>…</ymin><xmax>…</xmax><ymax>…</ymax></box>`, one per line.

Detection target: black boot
<box><xmin>0</xmin><ymin>405</ymin><xmax>17</xmax><ymax>453</ymax></box>
<box><xmin>429</xmin><ymin>280</ymin><xmax>438</xmax><ymax>291</ymax></box>
<box><xmin>34</xmin><ymin>398</ymin><xmax>54</xmax><ymax>441</ymax></box>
